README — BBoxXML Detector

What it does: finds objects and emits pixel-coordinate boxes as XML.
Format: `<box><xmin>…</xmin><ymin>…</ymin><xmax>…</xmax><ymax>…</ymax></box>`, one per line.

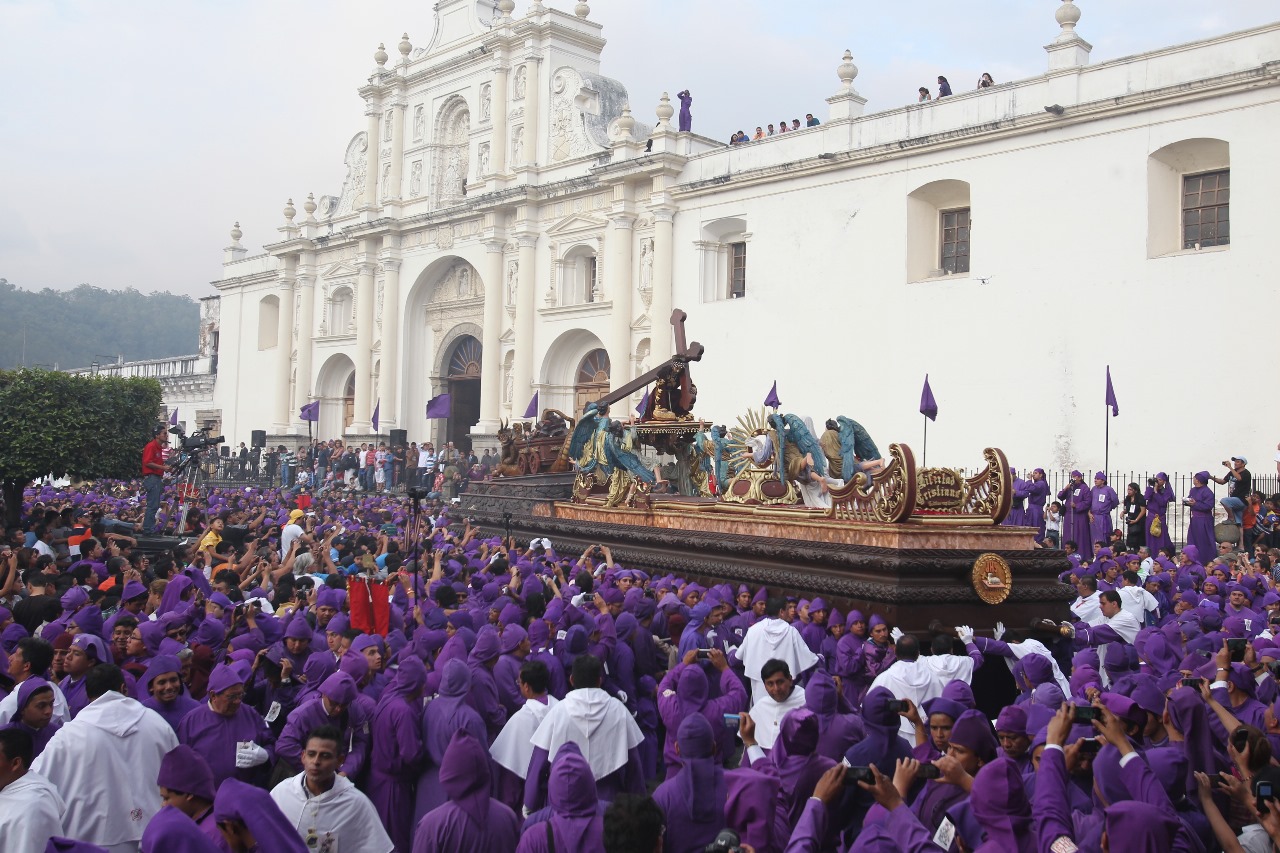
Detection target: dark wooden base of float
<box><xmin>458</xmin><ymin>476</ymin><xmax>1074</xmax><ymax>635</ymax></box>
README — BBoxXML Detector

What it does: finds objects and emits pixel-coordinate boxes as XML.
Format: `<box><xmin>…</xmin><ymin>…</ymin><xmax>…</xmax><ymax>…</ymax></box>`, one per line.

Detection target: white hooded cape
<box><xmin>529</xmin><ymin>687</ymin><xmax>643</xmax><ymax>781</ymax></box>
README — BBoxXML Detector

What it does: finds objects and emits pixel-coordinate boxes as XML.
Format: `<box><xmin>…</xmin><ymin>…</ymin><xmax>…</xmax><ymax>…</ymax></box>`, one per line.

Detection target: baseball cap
<box><xmin>1232</xmin><ymin>455</ymin><xmax>1248</xmax><ymax>465</ymax></box>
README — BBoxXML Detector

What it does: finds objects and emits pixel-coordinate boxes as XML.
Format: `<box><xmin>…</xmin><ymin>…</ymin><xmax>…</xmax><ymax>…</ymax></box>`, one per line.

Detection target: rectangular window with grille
<box><xmin>939</xmin><ymin>208</ymin><xmax>970</xmax><ymax>274</ymax></box>
<box><xmin>729</xmin><ymin>241</ymin><xmax>747</xmax><ymax>298</ymax></box>
<box><xmin>585</xmin><ymin>256</ymin><xmax>597</xmax><ymax>302</ymax></box>
<box><xmin>1182</xmin><ymin>170</ymin><xmax>1229</xmax><ymax>249</ymax></box>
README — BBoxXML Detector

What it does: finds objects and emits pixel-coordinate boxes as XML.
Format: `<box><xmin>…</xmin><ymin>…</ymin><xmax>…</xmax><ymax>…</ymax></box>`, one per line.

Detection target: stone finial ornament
<box><xmin>398</xmin><ymin>33</ymin><xmax>412</xmax><ymax>59</ymax></box>
<box><xmin>616</xmin><ymin>106</ymin><xmax>635</xmax><ymax>141</ymax></box>
<box><xmin>283</xmin><ymin>199</ymin><xmax>296</xmax><ymax>223</ymax></box>
<box><xmin>374</xmin><ymin>43</ymin><xmax>388</xmax><ymax>67</ymax></box>
<box><xmin>230</xmin><ymin>222</ymin><xmax>243</xmax><ymax>244</ymax></box>
<box><xmin>655</xmin><ymin>92</ymin><xmax>674</xmax><ymax>128</ymax></box>
<box><xmin>303</xmin><ymin>193</ymin><xmax>318</xmax><ymax>221</ymax></box>
<box><xmin>1055</xmin><ymin>0</ymin><xmax>1082</xmax><ymax>42</ymax></box>
<box><xmin>498</xmin><ymin>0</ymin><xmax>515</xmax><ymax>17</ymax></box>
<box><xmin>575</xmin><ymin>2</ymin><xmax>590</xmax><ymax>18</ymax></box>
<box><xmin>836</xmin><ymin>50</ymin><xmax>859</xmax><ymax>91</ymax></box>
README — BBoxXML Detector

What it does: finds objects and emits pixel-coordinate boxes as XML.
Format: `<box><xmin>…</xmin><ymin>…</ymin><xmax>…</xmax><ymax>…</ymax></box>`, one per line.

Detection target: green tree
<box><xmin>0</xmin><ymin>369</ymin><xmax>163</xmax><ymax>527</ymax></box>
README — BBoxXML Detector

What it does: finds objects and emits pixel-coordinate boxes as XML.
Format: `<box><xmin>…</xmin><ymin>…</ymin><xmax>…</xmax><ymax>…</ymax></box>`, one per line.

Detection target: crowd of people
<box><xmin>917</xmin><ymin>73</ymin><xmax>995</xmax><ymax>102</ymax></box>
<box><xmin>6</xmin><ymin>444</ymin><xmax>1280</xmax><ymax>851</ymax></box>
<box><xmin>728</xmin><ymin>114</ymin><xmax>822</xmax><ymax>146</ymax></box>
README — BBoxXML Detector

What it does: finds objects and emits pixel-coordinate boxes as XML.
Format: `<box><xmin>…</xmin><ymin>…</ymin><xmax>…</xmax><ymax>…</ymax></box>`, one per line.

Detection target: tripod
<box><xmin>164</xmin><ymin>449</ymin><xmax>208</xmax><ymax>536</ymax></box>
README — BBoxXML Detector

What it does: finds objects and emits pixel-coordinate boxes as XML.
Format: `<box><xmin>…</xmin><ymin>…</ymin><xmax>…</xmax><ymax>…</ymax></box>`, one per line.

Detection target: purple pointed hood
<box><xmin>968</xmin><ymin>757</ymin><xmax>1033</xmax><ymax>851</ymax></box>
<box><xmin>439</xmin><ymin>729</ymin><xmax>492</xmax><ymax>827</ymax></box>
<box><xmin>213</xmin><ymin>778</ymin><xmax>309</xmax><ymax>852</ymax></box>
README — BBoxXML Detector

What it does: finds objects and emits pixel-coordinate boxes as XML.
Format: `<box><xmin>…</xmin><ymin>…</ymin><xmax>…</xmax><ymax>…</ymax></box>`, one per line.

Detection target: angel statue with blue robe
<box><xmin>766</xmin><ymin>413</ymin><xmax>845</xmax><ymax>508</ymax></box>
<box><xmin>602</xmin><ymin>421</ymin><xmax>657</xmax><ymax>506</ymax></box>
<box><xmin>819</xmin><ymin>416</ymin><xmax>887</xmax><ymax>491</ymax></box>
<box><xmin>569</xmin><ymin>402</ymin><xmax>613</xmax><ymax>480</ymax></box>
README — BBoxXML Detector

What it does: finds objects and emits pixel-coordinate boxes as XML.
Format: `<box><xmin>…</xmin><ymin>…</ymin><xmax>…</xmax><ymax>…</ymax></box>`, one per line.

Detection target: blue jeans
<box><xmin>1222</xmin><ymin>496</ymin><xmax>1245</xmax><ymax>525</ymax></box>
<box><xmin>142</xmin><ymin>475</ymin><xmax>163</xmax><ymax>533</ymax></box>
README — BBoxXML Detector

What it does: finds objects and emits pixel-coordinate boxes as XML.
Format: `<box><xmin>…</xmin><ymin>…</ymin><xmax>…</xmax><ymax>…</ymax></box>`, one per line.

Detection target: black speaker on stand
<box><xmin>390</xmin><ymin>428</ymin><xmax>408</xmax><ymax>447</ymax></box>
<box><xmin>251</xmin><ymin>429</ymin><xmax>267</xmax><ymax>448</ymax></box>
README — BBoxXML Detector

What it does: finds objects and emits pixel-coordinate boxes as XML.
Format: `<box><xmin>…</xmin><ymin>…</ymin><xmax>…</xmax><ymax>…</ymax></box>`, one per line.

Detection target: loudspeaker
<box><xmin>390</xmin><ymin>429</ymin><xmax>408</xmax><ymax>447</ymax></box>
<box><xmin>251</xmin><ymin>429</ymin><xmax>267</xmax><ymax>448</ymax></box>
<box><xmin>220</xmin><ymin>445</ymin><xmax>230</xmax><ymax>458</ymax></box>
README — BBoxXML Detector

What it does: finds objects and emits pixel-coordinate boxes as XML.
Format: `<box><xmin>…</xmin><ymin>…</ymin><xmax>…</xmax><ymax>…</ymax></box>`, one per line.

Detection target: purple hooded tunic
<box><xmin>275</xmin><ymin>672</ymin><xmax>370</xmax><ymax>777</ymax></box>
<box><xmin>414</xmin><ymin>658</ymin><xmax>488</xmax><ymax>825</ymax></box>
<box><xmin>1090</xmin><ymin>474</ymin><xmax>1120</xmax><ymax>545</ymax></box>
<box><xmin>137</xmin><ymin>655</ymin><xmax>201</xmax><ymax>732</ymax></box>
<box><xmin>804</xmin><ymin>670</ymin><xmax>864</xmax><ymax>760</ymax></box>
<box><xmin>747</xmin><ymin>708</ymin><xmax>835</xmax><ymax>846</ymax></box>
<box><xmin>652</xmin><ymin>715</ymin><xmax>727</xmax><ymax>853</ymax></box>
<box><xmin>369</xmin><ymin>656</ymin><xmax>429</xmax><ymax>853</ymax></box>
<box><xmin>212</xmin><ymin>778</ymin><xmax>308</xmax><ymax>853</ymax></box>
<box><xmin>466</xmin><ymin>626</ymin><xmax>508</xmax><ymax>740</ymax></box>
<box><xmin>966</xmin><ymin>757</ymin><xmax>1035</xmax><ymax>852</ymax></box>
<box><xmin>2</xmin><ymin>677</ymin><xmax>61</xmax><ymax>758</ymax></box>
<box><xmin>139</xmin><ymin>805</ymin><xmax>222</xmax><ymax>853</ymax></box>
<box><xmin>411</xmin><ymin>729</ymin><xmax>520</xmax><ymax>853</ymax></box>
<box><xmin>1185</xmin><ymin>475</ymin><xmax>1216</xmax><ymax>563</ymax></box>
<box><xmin>656</xmin><ymin>661</ymin><xmax>747</xmax><ymax>777</ymax></box>
<box><xmin>1059</xmin><ymin>474</ymin><xmax>1092</xmax><ymax>550</ymax></box>
<box><xmin>1144</xmin><ymin>477</ymin><xmax>1175</xmax><ymax>552</ymax></box>
<box><xmin>176</xmin><ymin>665</ymin><xmax>275</xmax><ymax>787</ymax></box>
<box><xmin>515</xmin><ymin>742</ymin><xmax>604</xmax><ymax>853</ymax></box>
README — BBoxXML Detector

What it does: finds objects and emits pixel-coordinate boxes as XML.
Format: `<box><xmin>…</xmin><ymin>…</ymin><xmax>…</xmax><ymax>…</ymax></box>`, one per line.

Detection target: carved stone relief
<box><xmin>412</xmin><ymin>105</ymin><xmax>425</xmax><ymax>141</ymax></box>
<box><xmin>480</xmin><ymin>85</ymin><xmax>492</xmax><ymax>122</ymax></box>
<box><xmin>383</xmin><ymin>110</ymin><xmax>394</xmax><ymax>142</ymax></box>
<box><xmin>336</xmin><ymin>133</ymin><xmax>369</xmax><ymax>215</ymax></box>
<box><xmin>410</xmin><ymin>160</ymin><xmax>422</xmax><ymax>197</ymax></box>
<box><xmin>477</xmin><ymin>142</ymin><xmax>490</xmax><ymax>178</ymax></box>
<box><xmin>513</xmin><ymin>65</ymin><xmax>527</xmax><ymax>100</ymax></box>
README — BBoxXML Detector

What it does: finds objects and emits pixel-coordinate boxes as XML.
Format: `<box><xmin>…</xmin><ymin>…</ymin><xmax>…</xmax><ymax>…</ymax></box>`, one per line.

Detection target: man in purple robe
<box><xmin>155</xmin><ymin>744</ymin><xmax>226</xmax><ymax>852</ymax></box>
<box><xmin>652</xmin><ymin>714</ymin><xmax>726</xmax><ymax>853</ymax></box>
<box><xmin>141</xmin><ymin>798</ymin><xmax>222</xmax><ymax>853</ymax></box>
<box><xmin>1090</xmin><ymin>471</ymin><xmax>1120</xmax><ymax>547</ymax></box>
<box><xmin>177</xmin><ymin>663</ymin><xmax>274</xmax><ymax>787</ymax></box>
<box><xmin>1144</xmin><ymin>473</ymin><xmax>1175</xmax><ymax>553</ymax></box>
<box><xmin>1184</xmin><ymin>472</ymin><xmax>1217</xmax><ymax>561</ymax></box>
<box><xmin>212</xmin><ymin>778</ymin><xmax>308</xmax><ymax>853</ymax></box>
<box><xmin>657</xmin><ymin>648</ymin><xmax>746</xmax><ymax>778</ymax></box>
<box><xmin>465</xmin><ymin>625</ymin><xmax>508</xmax><ymax>741</ymax></box>
<box><xmin>368</xmin><ymin>655</ymin><xmax>428</xmax><ymax>853</ymax></box>
<box><xmin>516</xmin><ymin>741</ymin><xmax>605</xmax><ymax>853</ymax></box>
<box><xmin>1026</xmin><ymin>468</ymin><xmax>1050</xmax><ymax>542</ymax></box>
<box><xmin>2</xmin><ymin>678</ymin><xmax>61</xmax><ymax>759</ymax></box>
<box><xmin>1059</xmin><ymin>470</ymin><xmax>1092</xmax><ymax>554</ymax></box>
<box><xmin>414</xmin><ymin>658</ymin><xmax>487</xmax><ymax>825</ymax></box>
<box><xmin>412</xmin><ymin>729</ymin><xmax>519</xmax><ymax>853</ymax></box>
<box><xmin>137</xmin><ymin>655</ymin><xmax>200</xmax><ymax>732</ymax></box>
<box><xmin>677</xmin><ymin>89</ymin><xmax>693</xmax><ymax>132</ymax></box>
<box><xmin>493</xmin><ymin>623</ymin><xmax>530</xmax><ymax>717</ymax></box>
<box><xmin>275</xmin><ymin>671</ymin><xmax>369</xmax><ymax>778</ymax></box>
<box><xmin>60</xmin><ymin>634</ymin><xmax>109</xmax><ymax>719</ymax></box>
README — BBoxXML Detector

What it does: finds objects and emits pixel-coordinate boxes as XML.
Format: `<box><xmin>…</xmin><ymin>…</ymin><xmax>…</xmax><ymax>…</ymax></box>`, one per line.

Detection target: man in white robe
<box><xmin>870</xmin><ymin>631</ymin><xmax>983</xmax><ymax>741</ymax></box>
<box><xmin>271</xmin><ymin>726</ymin><xmax>393</xmax><ymax>853</ymax></box>
<box><xmin>0</xmin><ymin>637</ymin><xmax>71</xmax><ymax>724</ymax></box>
<box><xmin>743</xmin><ymin>658</ymin><xmax>808</xmax><ymax>750</ymax></box>
<box><xmin>32</xmin><ymin>664</ymin><xmax>177</xmax><ymax>853</ymax></box>
<box><xmin>1070</xmin><ymin>576</ymin><xmax>1105</xmax><ymax>626</ymax></box>
<box><xmin>0</xmin><ymin>728</ymin><xmax>66</xmax><ymax>853</ymax></box>
<box><xmin>738</xmin><ymin>596</ymin><xmax>818</xmax><ymax>704</ymax></box>
<box><xmin>491</xmin><ymin>662</ymin><xmax>559</xmax><ymax>780</ymax></box>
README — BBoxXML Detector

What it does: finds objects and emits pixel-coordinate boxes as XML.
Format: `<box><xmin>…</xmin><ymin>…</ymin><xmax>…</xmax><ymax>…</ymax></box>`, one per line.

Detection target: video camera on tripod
<box><xmin>170</xmin><ymin>423</ymin><xmax>225</xmax><ymax>452</ymax></box>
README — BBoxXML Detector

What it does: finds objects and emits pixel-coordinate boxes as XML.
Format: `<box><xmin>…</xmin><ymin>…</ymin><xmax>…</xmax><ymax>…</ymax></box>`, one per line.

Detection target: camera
<box><xmin>722</xmin><ymin>713</ymin><xmax>740</xmax><ymax>729</ymax></box>
<box><xmin>696</xmin><ymin>649</ymin><xmax>712</xmax><ymax>659</ymax></box>
<box><xmin>1076</xmin><ymin>739</ymin><xmax>1102</xmax><ymax>756</ymax></box>
<box><xmin>407</xmin><ymin>487</ymin><xmax>430</xmax><ymax>500</ymax></box>
<box><xmin>885</xmin><ymin>699</ymin><xmax>909</xmax><ymax>713</ymax></box>
<box><xmin>1181</xmin><ymin>677</ymin><xmax>1204</xmax><ymax>689</ymax></box>
<box><xmin>704</xmin><ymin>829</ymin><xmax>744</xmax><ymax>853</ymax></box>
<box><xmin>1071</xmin><ymin>706</ymin><xmax>1098</xmax><ymax>724</ymax></box>
<box><xmin>1228</xmin><ymin>638</ymin><xmax>1247</xmax><ymax>661</ymax></box>
<box><xmin>917</xmin><ymin>764</ymin><xmax>942</xmax><ymax>780</ymax></box>
<box><xmin>842</xmin><ymin>765</ymin><xmax>875</xmax><ymax>785</ymax></box>
<box><xmin>169</xmin><ymin>424</ymin><xmax>225</xmax><ymax>452</ymax></box>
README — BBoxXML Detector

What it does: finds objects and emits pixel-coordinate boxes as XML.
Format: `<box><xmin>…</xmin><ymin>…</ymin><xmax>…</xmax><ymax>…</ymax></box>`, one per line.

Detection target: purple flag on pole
<box><xmin>299</xmin><ymin>401</ymin><xmax>320</xmax><ymax>422</ymax></box>
<box><xmin>763</xmin><ymin>381</ymin><xmax>780</xmax><ymax>409</ymax></box>
<box><xmin>1105</xmin><ymin>366</ymin><xmax>1119</xmax><ymax>416</ymax></box>
<box><xmin>371</xmin><ymin>400</ymin><xmax>380</xmax><ymax>433</ymax></box>
<box><xmin>919</xmin><ymin>374</ymin><xmax>938</xmax><ymax>422</ymax></box>
<box><xmin>523</xmin><ymin>391</ymin><xmax>539</xmax><ymax>419</ymax></box>
<box><xmin>169</xmin><ymin>407</ymin><xmax>178</xmax><ymax>426</ymax></box>
<box><xmin>635</xmin><ymin>389</ymin><xmax>650</xmax><ymax>417</ymax></box>
<box><xmin>425</xmin><ymin>393</ymin><xmax>452</xmax><ymax>419</ymax></box>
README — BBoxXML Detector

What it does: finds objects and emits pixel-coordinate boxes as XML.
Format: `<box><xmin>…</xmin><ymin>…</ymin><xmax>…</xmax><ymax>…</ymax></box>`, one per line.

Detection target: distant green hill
<box><xmin>0</xmin><ymin>279</ymin><xmax>199</xmax><ymax>371</ymax></box>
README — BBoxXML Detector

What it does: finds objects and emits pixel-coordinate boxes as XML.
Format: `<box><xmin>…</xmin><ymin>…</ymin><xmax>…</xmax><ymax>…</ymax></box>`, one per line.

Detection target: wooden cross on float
<box><xmin>593</xmin><ymin>309</ymin><xmax>704</xmax><ymax>412</ymax></box>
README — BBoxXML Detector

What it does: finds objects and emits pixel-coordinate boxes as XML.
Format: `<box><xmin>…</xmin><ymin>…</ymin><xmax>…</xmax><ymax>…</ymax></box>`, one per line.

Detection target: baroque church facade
<box><xmin>184</xmin><ymin>0</ymin><xmax>1277</xmax><ymax>472</ymax></box>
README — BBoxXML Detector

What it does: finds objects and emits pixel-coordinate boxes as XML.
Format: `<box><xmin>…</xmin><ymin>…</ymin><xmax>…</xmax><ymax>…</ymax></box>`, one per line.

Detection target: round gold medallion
<box><xmin>971</xmin><ymin>553</ymin><xmax>1012</xmax><ymax>604</ymax></box>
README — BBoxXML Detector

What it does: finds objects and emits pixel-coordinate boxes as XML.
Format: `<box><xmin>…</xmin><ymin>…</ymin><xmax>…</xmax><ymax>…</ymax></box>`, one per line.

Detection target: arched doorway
<box><xmin>445</xmin><ymin>335</ymin><xmax>482</xmax><ymax>451</ymax></box>
<box><xmin>574</xmin><ymin>349</ymin><xmax>610</xmax><ymax>415</ymax></box>
<box><xmin>315</xmin><ymin>352</ymin><xmax>357</xmax><ymax>440</ymax></box>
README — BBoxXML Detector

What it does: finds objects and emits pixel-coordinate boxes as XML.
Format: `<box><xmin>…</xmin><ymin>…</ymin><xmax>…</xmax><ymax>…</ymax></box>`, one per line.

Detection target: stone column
<box><xmin>478</xmin><ymin>239</ymin><xmax>506</xmax><ymax>431</ymax></box>
<box><xmin>650</xmin><ymin>208</ymin><xmax>675</xmax><ymax>361</ymax></box>
<box><xmin>294</xmin><ymin>251</ymin><xmax>316</xmax><ymax>425</ymax></box>
<box><xmin>363</xmin><ymin>100</ymin><xmax>381</xmax><ymax>209</ymax></box>
<box><xmin>523</xmin><ymin>57</ymin><xmax>541</xmax><ymax>167</ymax></box>
<box><xmin>377</xmin><ymin>243</ymin><xmax>401</xmax><ymax>430</ymax></box>
<box><xmin>387</xmin><ymin>100</ymin><xmax>406</xmax><ymax>200</ymax></box>
<box><xmin>605</xmin><ymin>212</ymin><xmax>636</xmax><ymax>392</ymax></box>
<box><xmin>352</xmin><ymin>237</ymin><xmax>378</xmax><ymax>433</ymax></box>
<box><xmin>510</xmin><ymin>234</ymin><xmax>538</xmax><ymax>413</ymax></box>
<box><xmin>273</xmin><ymin>255</ymin><xmax>296</xmax><ymax>431</ymax></box>
<box><xmin>491</xmin><ymin>63</ymin><xmax>510</xmax><ymax>173</ymax></box>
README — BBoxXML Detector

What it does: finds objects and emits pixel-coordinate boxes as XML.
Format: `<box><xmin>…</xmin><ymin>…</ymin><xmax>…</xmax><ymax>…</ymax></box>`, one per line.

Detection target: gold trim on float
<box><xmin>972</xmin><ymin>553</ymin><xmax>1013</xmax><ymax>604</ymax></box>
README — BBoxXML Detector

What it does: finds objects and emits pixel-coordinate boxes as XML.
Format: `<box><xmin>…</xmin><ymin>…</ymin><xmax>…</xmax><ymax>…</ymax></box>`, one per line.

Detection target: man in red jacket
<box><xmin>141</xmin><ymin>424</ymin><xmax>167</xmax><ymax>534</ymax></box>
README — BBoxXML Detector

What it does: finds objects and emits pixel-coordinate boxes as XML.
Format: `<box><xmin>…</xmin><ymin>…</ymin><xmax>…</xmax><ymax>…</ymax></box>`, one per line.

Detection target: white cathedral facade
<box><xmin>167</xmin><ymin>0</ymin><xmax>1277</xmax><ymax>474</ymax></box>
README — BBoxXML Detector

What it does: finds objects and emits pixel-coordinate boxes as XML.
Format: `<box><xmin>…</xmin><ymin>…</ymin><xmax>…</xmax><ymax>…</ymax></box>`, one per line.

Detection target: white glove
<box><xmin>889</xmin><ymin>627</ymin><xmax>904</xmax><ymax>642</ymax></box>
<box><xmin>993</xmin><ymin>621</ymin><xmax>1007</xmax><ymax>641</ymax></box>
<box><xmin>235</xmin><ymin>741</ymin><xmax>269</xmax><ymax>769</ymax></box>
<box><xmin>615</xmin><ymin>690</ymin><xmax>628</xmax><ymax>705</ymax></box>
<box><xmin>956</xmin><ymin>625</ymin><xmax>974</xmax><ymax>644</ymax></box>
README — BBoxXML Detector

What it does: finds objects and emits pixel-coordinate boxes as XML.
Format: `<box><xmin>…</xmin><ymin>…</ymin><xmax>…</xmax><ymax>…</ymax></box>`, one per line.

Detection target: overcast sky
<box><xmin>1</xmin><ymin>0</ymin><xmax>1274</xmax><ymax>297</ymax></box>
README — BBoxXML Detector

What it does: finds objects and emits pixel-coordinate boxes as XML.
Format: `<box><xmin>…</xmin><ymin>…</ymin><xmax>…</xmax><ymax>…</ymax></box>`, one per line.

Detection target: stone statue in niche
<box><xmin>458</xmin><ymin>267</ymin><xmax>471</xmax><ymax>299</ymax></box>
<box><xmin>513</xmin><ymin>66</ymin><xmax>527</xmax><ymax>100</ymax></box>
<box><xmin>413</xmin><ymin>105</ymin><xmax>425</xmax><ymax>141</ymax></box>
<box><xmin>506</xmin><ymin>260</ymin><xmax>518</xmax><ymax>304</ymax></box>
<box><xmin>383</xmin><ymin>110</ymin><xmax>393</xmax><ymax>142</ymax></box>
<box><xmin>477</xmin><ymin>142</ymin><xmax>490</xmax><ymax>177</ymax></box>
<box><xmin>639</xmin><ymin>238</ymin><xmax>654</xmax><ymax>294</ymax></box>
<box><xmin>511</xmin><ymin>127</ymin><xmax>524</xmax><ymax>163</ymax></box>
<box><xmin>409</xmin><ymin>161</ymin><xmax>422</xmax><ymax>196</ymax></box>
<box><xmin>636</xmin><ymin>341</ymin><xmax>651</xmax><ymax>379</ymax></box>
<box><xmin>503</xmin><ymin>361</ymin><xmax>513</xmax><ymax>403</ymax></box>
<box><xmin>480</xmin><ymin>85</ymin><xmax>492</xmax><ymax>121</ymax></box>
<box><xmin>444</xmin><ymin>150</ymin><xmax>464</xmax><ymax>199</ymax></box>
<box><xmin>381</xmin><ymin>164</ymin><xmax>392</xmax><ymax>200</ymax></box>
